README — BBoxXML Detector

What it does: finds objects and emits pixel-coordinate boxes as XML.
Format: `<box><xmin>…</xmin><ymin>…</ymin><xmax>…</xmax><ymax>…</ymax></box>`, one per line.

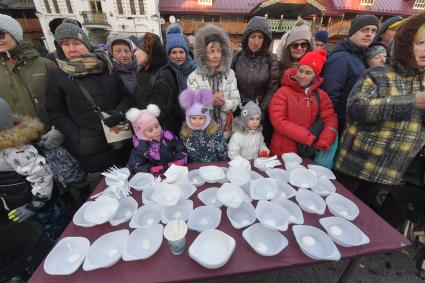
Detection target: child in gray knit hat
<box><xmin>228</xmin><ymin>101</ymin><xmax>269</xmax><ymax>160</ymax></box>
<box><xmin>365</xmin><ymin>43</ymin><xmax>387</xmax><ymax>68</ymax></box>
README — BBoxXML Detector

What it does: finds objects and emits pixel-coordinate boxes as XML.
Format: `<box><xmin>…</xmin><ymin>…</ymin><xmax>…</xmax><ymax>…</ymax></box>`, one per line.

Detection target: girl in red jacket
<box><xmin>269</xmin><ymin>50</ymin><xmax>338</xmax><ymax>157</ymax></box>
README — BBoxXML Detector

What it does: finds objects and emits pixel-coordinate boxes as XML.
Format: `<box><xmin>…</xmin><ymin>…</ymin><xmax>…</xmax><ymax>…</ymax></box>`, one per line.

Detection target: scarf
<box><xmin>209</xmin><ymin>73</ymin><xmax>224</xmax><ymax>131</ymax></box>
<box><xmin>113</xmin><ymin>58</ymin><xmax>138</xmax><ymax>74</ymax></box>
<box><xmin>57</xmin><ymin>52</ymin><xmax>112</xmax><ymax>78</ymax></box>
<box><xmin>167</xmin><ymin>56</ymin><xmax>197</xmax><ymax>93</ymax></box>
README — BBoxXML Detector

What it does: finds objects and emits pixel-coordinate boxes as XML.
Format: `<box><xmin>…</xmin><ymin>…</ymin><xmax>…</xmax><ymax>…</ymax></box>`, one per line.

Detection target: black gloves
<box><xmin>103</xmin><ymin>110</ymin><xmax>125</xmax><ymax>127</ymax></box>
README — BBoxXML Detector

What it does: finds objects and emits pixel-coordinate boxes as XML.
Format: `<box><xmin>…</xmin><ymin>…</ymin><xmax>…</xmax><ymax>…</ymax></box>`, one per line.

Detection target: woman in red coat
<box><xmin>269</xmin><ymin>50</ymin><xmax>337</xmax><ymax>156</ymax></box>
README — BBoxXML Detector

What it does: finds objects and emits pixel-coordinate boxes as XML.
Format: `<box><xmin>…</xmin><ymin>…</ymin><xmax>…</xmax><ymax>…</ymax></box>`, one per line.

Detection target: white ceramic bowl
<box><xmin>227</xmin><ymin>201</ymin><xmax>256</xmax><ymax>229</ymax></box>
<box><xmin>129</xmin><ymin>204</ymin><xmax>163</xmax><ymax>229</ymax></box>
<box><xmin>199</xmin><ymin>165</ymin><xmax>226</xmax><ymax>183</ymax></box>
<box><xmin>188</xmin><ymin>169</ymin><xmax>205</xmax><ymax>186</ymax></box>
<box><xmin>282</xmin><ymin>152</ymin><xmax>302</xmax><ymax>164</ymax></box>
<box><xmin>187</xmin><ymin>206</ymin><xmax>222</xmax><ymax>232</ymax></box>
<box><xmin>307</xmin><ymin>164</ymin><xmax>336</xmax><ymax>180</ymax></box>
<box><xmin>151</xmin><ymin>183</ymin><xmax>181</xmax><ymax>206</ymax></box>
<box><xmin>242</xmin><ymin>223</ymin><xmax>289</xmax><ymax>256</ymax></box>
<box><xmin>271</xmin><ymin>197</ymin><xmax>304</xmax><ymax>225</ymax></box>
<box><xmin>326</xmin><ymin>193</ymin><xmax>359</xmax><ymax>221</ymax></box>
<box><xmin>289</xmin><ymin>168</ymin><xmax>318</xmax><ymax>189</ymax></box>
<box><xmin>178</xmin><ymin>181</ymin><xmax>197</xmax><ymax>200</ymax></box>
<box><xmin>197</xmin><ymin>187</ymin><xmax>222</xmax><ymax>207</ymax></box>
<box><xmin>256</xmin><ymin>200</ymin><xmax>289</xmax><ymax>231</ymax></box>
<box><xmin>265</xmin><ymin>168</ymin><xmax>289</xmax><ymax>183</ymax></box>
<box><xmin>295</xmin><ymin>189</ymin><xmax>326</xmax><ymax>215</ymax></box>
<box><xmin>122</xmin><ymin>224</ymin><xmax>164</xmax><ymax>261</ymax></box>
<box><xmin>83</xmin><ymin>229</ymin><xmax>129</xmax><ymax>271</ymax></box>
<box><xmin>226</xmin><ymin>166</ymin><xmax>251</xmax><ymax>187</ymax></box>
<box><xmin>44</xmin><ymin>237</ymin><xmax>90</xmax><ymax>275</ymax></box>
<box><xmin>73</xmin><ymin>202</ymin><xmax>96</xmax><ymax>227</ymax></box>
<box><xmin>129</xmin><ymin>172</ymin><xmax>154</xmax><ymax>191</ymax></box>
<box><xmin>319</xmin><ymin>217</ymin><xmax>370</xmax><ymax>247</ymax></box>
<box><xmin>311</xmin><ymin>176</ymin><xmax>336</xmax><ymax>196</ymax></box>
<box><xmin>250</xmin><ymin>178</ymin><xmax>278</xmax><ymax>200</ymax></box>
<box><xmin>292</xmin><ymin>225</ymin><xmax>341</xmax><ymax>261</ymax></box>
<box><xmin>216</xmin><ymin>183</ymin><xmax>246</xmax><ymax>208</ymax></box>
<box><xmin>189</xmin><ymin>229</ymin><xmax>236</xmax><ymax>269</ymax></box>
<box><xmin>161</xmin><ymin>199</ymin><xmax>193</xmax><ymax>224</ymax></box>
<box><xmin>109</xmin><ymin>196</ymin><xmax>138</xmax><ymax>226</ymax></box>
<box><xmin>83</xmin><ymin>196</ymin><xmax>119</xmax><ymax>225</ymax></box>
<box><xmin>274</xmin><ymin>180</ymin><xmax>297</xmax><ymax>199</ymax></box>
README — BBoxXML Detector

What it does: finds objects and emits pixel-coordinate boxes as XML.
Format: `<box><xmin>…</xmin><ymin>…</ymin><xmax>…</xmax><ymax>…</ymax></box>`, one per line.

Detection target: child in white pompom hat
<box><xmin>126</xmin><ymin>104</ymin><xmax>187</xmax><ymax>175</ymax></box>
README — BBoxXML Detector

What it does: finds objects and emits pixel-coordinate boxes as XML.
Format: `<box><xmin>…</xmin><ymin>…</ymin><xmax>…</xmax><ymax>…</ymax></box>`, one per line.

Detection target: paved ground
<box><xmin>193</xmin><ymin>246</ymin><xmax>424</xmax><ymax>283</ymax></box>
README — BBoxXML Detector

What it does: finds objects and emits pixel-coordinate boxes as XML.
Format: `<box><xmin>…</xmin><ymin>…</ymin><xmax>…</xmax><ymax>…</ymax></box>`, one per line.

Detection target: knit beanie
<box><xmin>106</xmin><ymin>33</ymin><xmax>133</xmax><ymax>55</ymax></box>
<box><xmin>126</xmin><ymin>105</ymin><xmax>161</xmax><ymax>141</ymax></box>
<box><xmin>285</xmin><ymin>19</ymin><xmax>312</xmax><ymax>48</ymax></box>
<box><xmin>0</xmin><ymin>97</ymin><xmax>13</xmax><ymax>131</ymax></box>
<box><xmin>0</xmin><ymin>14</ymin><xmax>23</xmax><ymax>42</ymax></box>
<box><xmin>55</xmin><ymin>22</ymin><xmax>91</xmax><ymax>50</ymax></box>
<box><xmin>365</xmin><ymin>44</ymin><xmax>387</xmax><ymax>62</ymax></box>
<box><xmin>166</xmin><ymin>24</ymin><xmax>188</xmax><ymax>55</ymax></box>
<box><xmin>179</xmin><ymin>89</ymin><xmax>213</xmax><ymax>130</ymax></box>
<box><xmin>240</xmin><ymin>101</ymin><xmax>261</xmax><ymax>130</ymax></box>
<box><xmin>348</xmin><ymin>14</ymin><xmax>380</xmax><ymax>37</ymax></box>
<box><xmin>315</xmin><ymin>30</ymin><xmax>328</xmax><ymax>43</ymax></box>
<box><xmin>298</xmin><ymin>49</ymin><xmax>327</xmax><ymax>75</ymax></box>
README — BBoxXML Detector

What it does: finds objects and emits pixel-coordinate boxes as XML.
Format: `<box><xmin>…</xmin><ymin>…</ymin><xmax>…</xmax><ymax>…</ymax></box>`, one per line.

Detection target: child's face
<box><xmin>248</xmin><ymin>113</ymin><xmax>261</xmax><ymax>130</ymax></box>
<box><xmin>143</xmin><ymin>122</ymin><xmax>161</xmax><ymax>140</ymax></box>
<box><xmin>206</xmin><ymin>42</ymin><xmax>222</xmax><ymax>69</ymax></box>
<box><xmin>190</xmin><ymin>115</ymin><xmax>206</xmax><ymax>130</ymax></box>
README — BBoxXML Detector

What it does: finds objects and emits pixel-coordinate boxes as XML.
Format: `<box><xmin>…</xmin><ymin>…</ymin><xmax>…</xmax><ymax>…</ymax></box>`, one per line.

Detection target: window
<box><xmin>129</xmin><ymin>0</ymin><xmax>136</xmax><ymax>15</ymax></box>
<box><xmin>52</xmin><ymin>0</ymin><xmax>60</xmax><ymax>13</ymax></box>
<box><xmin>360</xmin><ymin>0</ymin><xmax>374</xmax><ymax>5</ymax></box>
<box><xmin>90</xmin><ymin>0</ymin><xmax>103</xmax><ymax>12</ymax></box>
<box><xmin>198</xmin><ymin>0</ymin><xmax>213</xmax><ymax>6</ymax></box>
<box><xmin>65</xmin><ymin>0</ymin><xmax>73</xmax><ymax>13</ymax></box>
<box><xmin>43</xmin><ymin>0</ymin><xmax>51</xmax><ymax>13</ymax></box>
<box><xmin>116</xmin><ymin>0</ymin><xmax>123</xmax><ymax>14</ymax></box>
<box><xmin>138</xmin><ymin>0</ymin><xmax>144</xmax><ymax>15</ymax></box>
<box><xmin>414</xmin><ymin>0</ymin><xmax>425</xmax><ymax>9</ymax></box>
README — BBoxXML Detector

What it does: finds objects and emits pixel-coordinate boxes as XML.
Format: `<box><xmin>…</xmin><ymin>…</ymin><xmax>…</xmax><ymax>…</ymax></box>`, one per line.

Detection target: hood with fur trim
<box><xmin>194</xmin><ymin>24</ymin><xmax>232</xmax><ymax>78</ymax></box>
<box><xmin>0</xmin><ymin>115</ymin><xmax>44</xmax><ymax>151</ymax></box>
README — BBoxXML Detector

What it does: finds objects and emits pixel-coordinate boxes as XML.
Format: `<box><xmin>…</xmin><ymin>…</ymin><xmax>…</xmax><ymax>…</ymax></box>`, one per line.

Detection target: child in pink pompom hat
<box><xmin>126</xmin><ymin>104</ymin><xmax>187</xmax><ymax>175</ymax></box>
<box><xmin>179</xmin><ymin>89</ymin><xmax>228</xmax><ymax>162</ymax></box>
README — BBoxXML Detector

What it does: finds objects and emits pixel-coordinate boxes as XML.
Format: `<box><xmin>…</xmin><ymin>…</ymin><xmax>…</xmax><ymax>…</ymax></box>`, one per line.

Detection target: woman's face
<box><xmin>295</xmin><ymin>65</ymin><xmax>316</xmax><ymax>88</ymax></box>
<box><xmin>60</xmin><ymin>39</ymin><xmax>89</xmax><ymax>59</ymax></box>
<box><xmin>169</xmin><ymin>47</ymin><xmax>186</xmax><ymax>66</ymax></box>
<box><xmin>368</xmin><ymin>52</ymin><xmax>387</xmax><ymax>68</ymax></box>
<box><xmin>134</xmin><ymin>47</ymin><xmax>148</xmax><ymax>67</ymax></box>
<box><xmin>289</xmin><ymin>40</ymin><xmax>309</xmax><ymax>60</ymax></box>
<box><xmin>206</xmin><ymin>42</ymin><xmax>222</xmax><ymax>70</ymax></box>
<box><xmin>248</xmin><ymin>32</ymin><xmax>264</xmax><ymax>53</ymax></box>
<box><xmin>414</xmin><ymin>27</ymin><xmax>425</xmax><ymax>68</ymax></box>
<box><xmin>112</xmin><ymin>42</ymin><xmax>132</xmax><ymax>65</ymax></box>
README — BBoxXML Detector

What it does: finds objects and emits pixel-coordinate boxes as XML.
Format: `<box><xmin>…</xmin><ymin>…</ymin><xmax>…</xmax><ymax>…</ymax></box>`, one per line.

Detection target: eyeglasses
<box><xmin>291</xmin><ymin>42</ymin><xmax>309</xmax><ymax>49</ymax></box>
<box><xmin>0</xmin><ymin>31</ymin><xmax>5</xmax><ymax>40</ymax></box>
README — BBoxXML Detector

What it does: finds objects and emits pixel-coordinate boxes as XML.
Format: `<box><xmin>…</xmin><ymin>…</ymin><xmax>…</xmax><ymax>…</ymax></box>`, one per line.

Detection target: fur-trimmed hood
<box><xmin>180</xmin><ymin>120</ymin><xmax>219</xmax><ymax>138</ymax></box>
<box><xmin>0</xmin><ymin>115</ymin><xmax>44</xmax><ymax>151</ymax></box>
<box><xmin>194</xmin><ymin>24</ymin><xmax>232</xmax><ymax>78</ymax></box>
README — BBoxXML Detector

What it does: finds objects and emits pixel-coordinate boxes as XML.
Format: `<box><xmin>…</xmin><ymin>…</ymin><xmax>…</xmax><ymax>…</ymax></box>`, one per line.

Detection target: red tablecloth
<box><xmin>29</xmin><ymin>161</ymin><xmax>410</xmax><ymax>283</ymax></box>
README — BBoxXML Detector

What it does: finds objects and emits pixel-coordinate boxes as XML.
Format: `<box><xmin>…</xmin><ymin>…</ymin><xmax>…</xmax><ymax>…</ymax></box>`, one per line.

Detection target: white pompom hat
<box><xmin>126</xmin><ymin>104</ymin><xmax>161</xmax><ymax>140</ymax></box>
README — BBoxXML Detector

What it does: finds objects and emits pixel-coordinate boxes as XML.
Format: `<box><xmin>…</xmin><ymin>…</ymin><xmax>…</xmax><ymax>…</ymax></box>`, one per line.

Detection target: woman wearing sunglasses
<box><xmin>0</xmin><ymin>14</ymin><xmax>56</xmax><ymax>125</ymax></box>
<box><xmin>276</xmin><ymin>19</ymin><xmax>314</xmax><ymax>75</ymax></box>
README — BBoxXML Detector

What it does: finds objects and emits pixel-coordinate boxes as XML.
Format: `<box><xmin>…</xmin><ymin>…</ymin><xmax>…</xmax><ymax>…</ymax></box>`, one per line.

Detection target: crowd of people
<box><xmin>1</xmin><ymin>10</ymin><xmax>425</xmax><ymax>281</ymax></box>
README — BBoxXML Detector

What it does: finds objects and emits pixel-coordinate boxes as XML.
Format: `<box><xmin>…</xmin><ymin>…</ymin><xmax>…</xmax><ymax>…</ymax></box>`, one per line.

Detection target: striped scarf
<box><xmin>57</xmin><ymin>52</ymin><xmax>112</xmax><ymax>78</ymax></box>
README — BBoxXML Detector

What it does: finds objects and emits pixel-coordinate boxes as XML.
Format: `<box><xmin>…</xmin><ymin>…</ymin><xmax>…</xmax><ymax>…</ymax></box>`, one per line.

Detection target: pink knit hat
<box><xmin>126</xmin><ymin>104</ymin><xmax>161</xmax><ymax>140</ymax></box>
<box><xmin>179</xmin><ymin>88</ymin><xmax>213</xmax><ymax>130</ymax></box>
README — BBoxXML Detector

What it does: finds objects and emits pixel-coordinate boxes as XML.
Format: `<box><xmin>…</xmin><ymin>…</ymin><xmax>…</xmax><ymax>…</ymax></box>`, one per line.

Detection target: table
<box><xmin>29</xmin><ymin>161</ymin><xmax>410</xmax><ymax>283</ymax></box>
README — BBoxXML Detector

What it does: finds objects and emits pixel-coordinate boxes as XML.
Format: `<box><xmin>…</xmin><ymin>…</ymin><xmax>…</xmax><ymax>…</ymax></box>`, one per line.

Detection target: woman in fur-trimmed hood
<box><xmin>187</xmin><ymin>24</ymin><xmax>240</xmax><ymax>139</ymax></box>
<box><xmin>0</xmin><ymin>98</ymin><xmax>54</xmax><ymax>224</ymax></box>
<box><xmin>334</xmin><ymin>12</ymin><xmax>425</xmax><ymax>208</ymax></box>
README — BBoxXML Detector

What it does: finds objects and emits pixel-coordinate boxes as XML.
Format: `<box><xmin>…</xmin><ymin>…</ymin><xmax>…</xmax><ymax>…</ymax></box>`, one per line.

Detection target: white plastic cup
<box><xmin>164</xmin><ymin>219</ymin><xmax>188</xmax><ymax>255</ymax></box>
<box><xmin>284</xmin><ymin>160</ymin><xmax>301</xmax><ymax>172</ymax></box>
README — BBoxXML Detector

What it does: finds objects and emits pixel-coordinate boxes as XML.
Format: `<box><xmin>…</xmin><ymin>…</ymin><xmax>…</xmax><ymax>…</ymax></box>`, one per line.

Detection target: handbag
<box><xmin>73</xmin><ymin>79</ymin><xmax>132</xmax><ymax>147</ymax></box>
<box><xmin>296</xmin><ymin>89</ymin><xmax>323</xmax><ymax>158</ymax></box>
<box><xmin>314</xmin><ymin>133</ymin><xmax>338</xmax><ymax>169</ymax></box>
